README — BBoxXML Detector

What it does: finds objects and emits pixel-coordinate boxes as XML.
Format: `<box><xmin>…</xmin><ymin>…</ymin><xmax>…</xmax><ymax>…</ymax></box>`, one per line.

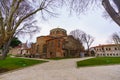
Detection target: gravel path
<box><xmin>0</xmin><ymin>57</ymin><xmax>120</xmax><ymax>80</ymax></box>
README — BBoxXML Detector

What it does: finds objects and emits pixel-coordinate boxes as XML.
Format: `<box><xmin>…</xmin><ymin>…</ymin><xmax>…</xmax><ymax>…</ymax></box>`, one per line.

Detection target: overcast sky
<box><xmin>20</xmin><ymin>4</ymin><xmax>120</xmax><ymax>47</ymax></box>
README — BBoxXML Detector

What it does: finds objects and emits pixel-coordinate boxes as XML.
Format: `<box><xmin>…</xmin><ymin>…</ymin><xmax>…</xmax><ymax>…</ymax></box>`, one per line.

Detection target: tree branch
<box><xmin>7</xmin><ymin>0</ymin><xmax>22</xmax><ymax>30</ymax></box>
<box><xmin>13</xmin><ymin>7</ymin><xmax>43</xmax><ymax>33</ymax></box>
<box><xmin>102</xmin><ymin>0</ymin><xmax>120</xmax><ymax>26</ymax></box>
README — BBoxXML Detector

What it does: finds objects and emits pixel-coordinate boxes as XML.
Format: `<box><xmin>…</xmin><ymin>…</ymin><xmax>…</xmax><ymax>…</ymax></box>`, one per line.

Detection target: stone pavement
<box><xmin>0</xmin><ymin>57</ymin><xmax>120</xmax><ymax>80</ymax></box>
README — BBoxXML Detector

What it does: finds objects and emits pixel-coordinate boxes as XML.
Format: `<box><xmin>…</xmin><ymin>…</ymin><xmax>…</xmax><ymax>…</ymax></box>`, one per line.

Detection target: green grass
<box><xmin>0</xmin><ymin>57</ymin><xmax>48</xmax><ymax>73</ymax></box>
<box><xmin>77</xmin><ymin>57</ymin><xmax>120</xmax><ymax>67</ymax></box>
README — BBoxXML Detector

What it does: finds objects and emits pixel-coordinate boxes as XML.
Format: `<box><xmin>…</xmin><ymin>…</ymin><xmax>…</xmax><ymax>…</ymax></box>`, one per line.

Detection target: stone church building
<box><xmin>29</xmin><ymin>28</ymin><xmax>84</xmax><ymax>58</ymax></box>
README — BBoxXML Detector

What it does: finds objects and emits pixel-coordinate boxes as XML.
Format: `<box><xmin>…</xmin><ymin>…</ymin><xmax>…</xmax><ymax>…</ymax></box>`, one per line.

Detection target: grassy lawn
<box><xmin>0</xmin><ymin>57</ymin><xmax>48</xmax><ymax>73</ymax></box>
<box><xmin>77</xmin><ymin>57</ymin><xmax>120</xmax><ymax>67</ymax></box>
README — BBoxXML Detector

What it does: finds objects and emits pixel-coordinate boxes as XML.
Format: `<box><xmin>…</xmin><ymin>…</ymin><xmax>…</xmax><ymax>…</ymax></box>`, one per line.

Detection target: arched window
<box><xmin>115</xmin><ymin>47</ymin><xmax>117</xmax><ymax>50</ymax></box>
<box><xmin>62</xmin><ymin>31</ymin><xmax>65</xmax><ymax>35</ymax></box>
<box><xmin>43</xmin><ymin>44</ymin><xmax>47</xmax><ymax>53</ymax></box>
<box><xmin>109</xmin><ymin>48</ymin><xmax>111</xmax><ymax>50</ymax></box>
<box><xmin>56</xmin><ymin>30</ymin><xmax>60</xmax><ymax>34</ymax></box>
<box><xmin>52</xmin><ymin>31</ymin><xmax>54</xmax><ymax>34</ymax></box>
<box><xmin>58</xmin><ymin>40</ymin><xmax>60</xmax><ymax>48</ymax></box>
<box><xmin>36</xmin><ymin>45</ymin><xmax>39</xmax><ymax>53</ymax></box>
<box><xmin>116</xmin><ymin>53</ymin><xmax>118</xmax><ymax>56</ymax></box>
<box><xmin>106</xmin><ymin>48</ymin><xmax>108</xmax><ymax>51</ymax></box>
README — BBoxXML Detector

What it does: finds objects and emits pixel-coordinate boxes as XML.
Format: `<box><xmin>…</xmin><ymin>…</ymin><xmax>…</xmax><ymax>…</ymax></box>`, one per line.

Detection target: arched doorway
<box><xmin>91</xmin><ymin>50</ymin><xmax>96</xmax><ymax>56</ymax></box>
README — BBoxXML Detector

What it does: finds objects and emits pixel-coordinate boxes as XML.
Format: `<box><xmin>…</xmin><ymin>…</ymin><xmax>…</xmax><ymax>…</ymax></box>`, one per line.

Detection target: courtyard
<box><xmin>0</xmin><ymin>57</ymin><xmax>120</xmax><ymax>80</ymax></box>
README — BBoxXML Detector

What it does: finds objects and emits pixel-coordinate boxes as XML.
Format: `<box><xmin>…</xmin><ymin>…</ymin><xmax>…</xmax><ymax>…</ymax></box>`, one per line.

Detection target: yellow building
<box><xmin>91</xmin><ymin>44</ymin><xmax>120</xmax><ymax>57</ymax></box>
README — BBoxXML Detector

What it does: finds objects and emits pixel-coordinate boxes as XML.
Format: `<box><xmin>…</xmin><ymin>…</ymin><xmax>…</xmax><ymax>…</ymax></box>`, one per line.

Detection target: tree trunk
<box><xmin>102</xmin><ymin>0</ymin><xmax>120</xmax><ymax>26</ymax></box>
<box><xmin>86</xmin><ymin>43</ymin><xmax>91</xmax><ymax>56</ymax></box>
<box><xmin>87</xmin><ymin>48</ymin><xmax>91</xmax><ymax>56</ymax></box>
<box><xmin>0</xmin><ymin>37</ymin><xmax>12</xmax><ymax>60</ymax></box>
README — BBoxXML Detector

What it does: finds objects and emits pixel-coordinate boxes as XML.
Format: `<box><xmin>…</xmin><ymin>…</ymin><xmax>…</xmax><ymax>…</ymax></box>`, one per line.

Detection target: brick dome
<box><xmin>50</xmin><ymin>28</ymin><xmax>67</xmax><ymax>37</ymax></box>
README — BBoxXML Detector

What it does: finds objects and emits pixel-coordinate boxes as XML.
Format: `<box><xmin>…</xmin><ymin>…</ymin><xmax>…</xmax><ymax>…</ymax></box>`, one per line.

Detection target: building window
<box><xmin>52</xmin><ymin>32</ymin><xmax>54</xmax><ymax>34</ymax></box>
<box><xmin>51</xmin><ymin>41</ymin><xmax>53</xmax><ymax>47</ymax></box>
<box><xmin>106</xmin><ymin>48</ymin><xmax>108</xmax><ymax>51</ymax></box>
<box><xmin>43</xmin><ymin>44</ymin><xmax>47</xmax><ymax>53</ymax></box>
<box><xmin>62</xmin><ymin>31</ymin><xmax>65</xmax><ymax>35</ymax></box>
<box><xmin>113</xmin><ymin>54</ymin><xmax>115</xmax><ymax>56</ymax></box>
<box><xmin>27</xmin><ymin>50</ymin><xmax>29</xmax><ymax>53</ymax></box>
<box><xmin>97</xmin><ymin>49</ymin><xmax>98</xmax><ymax>51</ymax></box>
<box><xmin>58</xmin><ymin>40</ymin><xmax>60</xmax><ymax>48</ymax></box>
<box><xmin>115</xmin><ymin>47</ymin><xmax>117</xmax><ymax>50</ymax></box>
<box><xmin>56</xmin><ymin>30</ymin><xmax>60</xmax><ymax>34</ymax></box>
<box><xmin>36</xmin><ymin>45</ymin><xmax>39</xmax><ymax>53</ymax></box>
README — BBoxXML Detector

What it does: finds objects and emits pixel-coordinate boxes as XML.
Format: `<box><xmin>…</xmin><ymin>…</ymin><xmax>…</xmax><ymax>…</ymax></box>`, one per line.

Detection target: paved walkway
<box><xmin>0</xmin><ymin>57</ymin><xmax>120</xmax><ymax>80</ymax></box>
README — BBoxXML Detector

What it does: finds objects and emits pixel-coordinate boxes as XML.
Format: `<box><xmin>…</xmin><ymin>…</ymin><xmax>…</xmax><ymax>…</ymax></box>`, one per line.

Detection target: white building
<box><xmin>91</xmin><ymin>44</ymin><xmax>120</xmax><ymax>57</ymax></box>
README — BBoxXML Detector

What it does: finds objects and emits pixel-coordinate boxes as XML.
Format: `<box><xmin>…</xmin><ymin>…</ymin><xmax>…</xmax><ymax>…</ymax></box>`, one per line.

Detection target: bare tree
<box><xmin>112</xmin><ymin>32</ymin><xmax>120</xmax><ymax>49</ymax></box>
<box><xmin>70</xmin><ymin>29</ymin><xmax>85</xmax><ymax>41</ymax></box>
<box><xmin>70</xmin><ymin>29</ymin><xmax>94</xmax><ymax>56</ymax></box>
<box><xmin>69</xmin><ymin>0</ymin><xmax>120</xmax><ymax>26</ymax></box>
<box><xmin>82</xmin><ymin>33</ymin><xmax>94</xmax><ymax>56</ymax></box>
<box><xmin>112</xmin><ymin>32</ymin><xmax>120</xmax><ymax>44</ymax></box>
<box><xmin>0</xmin><ymin>0</ymin><xmax>64</xmax><ymax>59</ymax></box>
<box><xmin>111</xmin><ymin>32</ymin><xmax>120</xmax><ymax>50</ymax></box>
<box><xmin>69</xmin><ymin>29</ymin><xmax>85</xmax><ymax>53</ymax></box>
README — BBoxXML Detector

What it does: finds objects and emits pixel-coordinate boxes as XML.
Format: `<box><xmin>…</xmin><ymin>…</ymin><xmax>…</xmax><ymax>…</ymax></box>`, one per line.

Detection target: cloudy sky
<box><xmin>21</xmin><ymin>4</ymin><xmax>120</xmax><ymax>47</ymax></box>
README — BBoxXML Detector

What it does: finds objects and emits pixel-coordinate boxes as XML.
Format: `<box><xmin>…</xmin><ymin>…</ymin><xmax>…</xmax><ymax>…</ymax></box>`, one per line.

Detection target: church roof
<box><xmin>50</xmin><ymin>28</ymin><xmax>66</xmax><ymax>32</ymax></box>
